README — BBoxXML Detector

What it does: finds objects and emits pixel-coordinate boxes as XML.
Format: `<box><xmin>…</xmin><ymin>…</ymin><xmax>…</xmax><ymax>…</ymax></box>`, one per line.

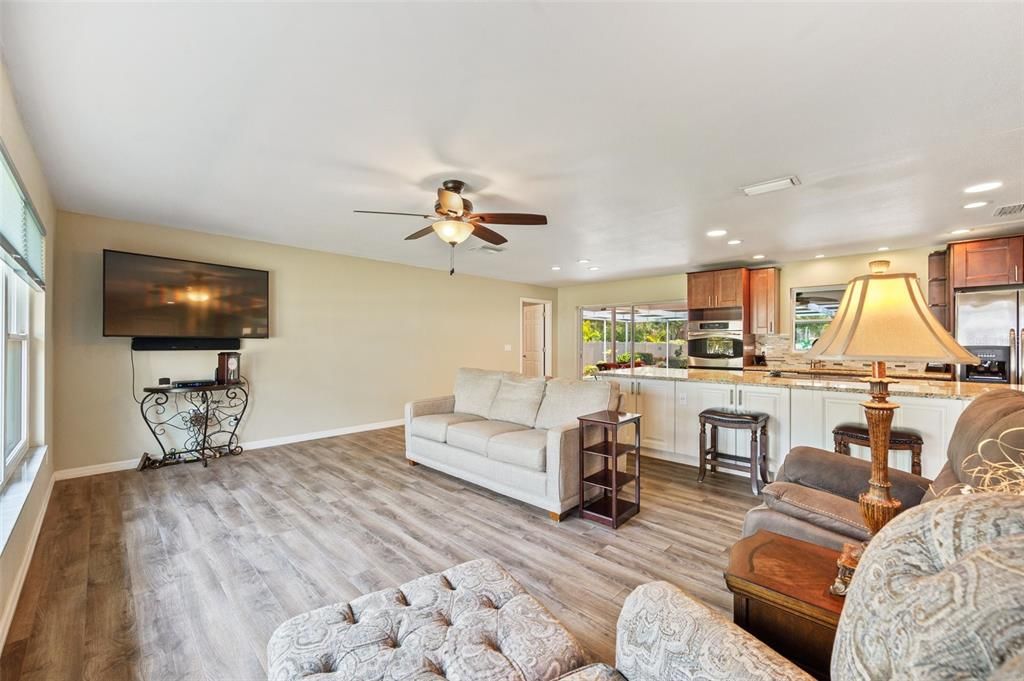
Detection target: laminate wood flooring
<box><xmin>1</xmin><ymin>426</ymin><xmax>759</xmax><ymax>681</ymax></box>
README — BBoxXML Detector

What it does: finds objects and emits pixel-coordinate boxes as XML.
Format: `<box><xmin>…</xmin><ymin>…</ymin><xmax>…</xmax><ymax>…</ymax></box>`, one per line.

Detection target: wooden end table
<box><xmin>577</xmin><ymin>410</ymin><xmax>641</xmax><ymax>529</ymax></box>
<box><xmin>725</xmin><ymin>531</ymin><xmax>844</xmax><ymax>680</ymax></box>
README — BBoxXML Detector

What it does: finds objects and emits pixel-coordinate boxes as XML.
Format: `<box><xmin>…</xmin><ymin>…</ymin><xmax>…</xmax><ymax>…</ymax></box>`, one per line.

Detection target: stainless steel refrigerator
<box><xmin>955</xmin><ymin>289</ymin><xmax>1024</xmax><ymax>384</ymax></box>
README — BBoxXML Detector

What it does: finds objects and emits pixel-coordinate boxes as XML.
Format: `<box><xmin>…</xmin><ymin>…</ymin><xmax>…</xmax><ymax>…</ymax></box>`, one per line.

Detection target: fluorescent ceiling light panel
<box><xmin>741</xmin><ymin>175</ymin><xmax>801</xmax><ymax>196</ymax></box>
<box><xmin>964</xmin><ymin>181</ymin><xmax>1002</xmax><ymax>193</ymax></box>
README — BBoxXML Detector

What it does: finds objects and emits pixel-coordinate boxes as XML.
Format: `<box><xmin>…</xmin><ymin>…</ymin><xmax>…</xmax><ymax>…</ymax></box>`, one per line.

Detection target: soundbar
<box><xmin>172</xmin><ymin>379</ymin><xmax>218</xmax><ymax>389</ymax></box>
<box><xmin>131</xmin><ymin>337</ymin><xmax>241</xmax><ymax>351</ymax></box>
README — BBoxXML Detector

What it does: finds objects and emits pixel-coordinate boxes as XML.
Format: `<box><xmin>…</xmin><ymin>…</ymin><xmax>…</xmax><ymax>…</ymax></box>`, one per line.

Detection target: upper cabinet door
<box><xmin>951</xmin><ymin>237</ymin><xmax>1024</xmax><ymax>288</ymax></box>
<box><xmin>749</xmin><ymin>268</ymin><xmax>779</xmax><ymax>335</ymax></box>
<box><xmin>687</xmin><ymin>272</ymin><xmax>716</xmax><ymax>309</ymax></box>
<box><xmin>714</xmin><ymin>268</ymin><xmax>747</xmax><ymax>308</ymax></box>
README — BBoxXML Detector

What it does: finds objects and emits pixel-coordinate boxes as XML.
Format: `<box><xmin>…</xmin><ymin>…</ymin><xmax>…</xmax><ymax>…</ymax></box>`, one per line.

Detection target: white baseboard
<box><xmin>51</xmin><ymin>418</ymin><xmax>406</xmax><ymax>481</ymax></box>
<box><xmin>0</xmin><ymin>473</ymin><xmax>54</xmax><ymax>648</ymax></box>
<box><xmin>241</xmin><ymin>418</ymin><xmax>404</xmax><ymax>450</ymax></box>
<box><xmin>53</xmin><ymin>458</ymin><xmax>138</xmax><ymax>480</ymax></box>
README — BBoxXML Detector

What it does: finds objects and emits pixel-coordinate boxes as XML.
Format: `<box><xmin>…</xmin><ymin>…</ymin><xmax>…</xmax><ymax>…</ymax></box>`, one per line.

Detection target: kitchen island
<box><xmin>595</xmin><ymin>367</ymin><xmax>1016</xmax><ymax>480</ymax></box>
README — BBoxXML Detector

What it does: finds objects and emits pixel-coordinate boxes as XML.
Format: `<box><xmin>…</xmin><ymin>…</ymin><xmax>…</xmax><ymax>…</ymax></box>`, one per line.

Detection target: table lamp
<box><xmin>805</xmin><ymin>260</ymin><xmax>979</xmax><ymax>536</ymax></box>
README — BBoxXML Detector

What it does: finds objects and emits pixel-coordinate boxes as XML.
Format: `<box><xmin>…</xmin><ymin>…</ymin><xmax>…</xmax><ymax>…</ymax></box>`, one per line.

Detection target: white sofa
<box><xmin>404</xmin><ymin>368</ymin><xmax>621</xmax><ymax>519</ymax></box>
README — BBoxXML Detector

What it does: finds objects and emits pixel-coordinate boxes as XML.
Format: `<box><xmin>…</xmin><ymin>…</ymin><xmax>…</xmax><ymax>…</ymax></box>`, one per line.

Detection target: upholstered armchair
<box><xmin>743</xmin><ymin>387</ymin><xmax>1024</xmax><ymax>549</ymax></box>
<box><xmin>558</xmin><ymin>492</ymin><xmax>1024</xmax><ymax>681</ymax></box>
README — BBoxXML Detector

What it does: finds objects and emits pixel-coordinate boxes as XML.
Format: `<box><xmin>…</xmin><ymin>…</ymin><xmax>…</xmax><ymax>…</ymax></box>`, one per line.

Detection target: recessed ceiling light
<box><xmin>727</xmin><ymin>239</ymin><xmax>743</xmax><ymax>245</ymax></box>
<box><xmin>963</xmin><ymin>201</ymin><xmax>990</xmax><ymax>209</ymax></box>
<box><xmin>551</xmin><ymin>266</ymin><xmax>561</xmax><ymax>271</ymax></box>
<box><xmin>877</xmin><ymin>246</ymin><xmax>890</xmax><ymax>252</ymax></box>
<box><xmin>951</xmin><ymin>228</ymin><xmax>973</xmax><ymax>235</ymax></box>
<box><xmin>741</xmin><ymin>175</ymin><xmax>801</xmax><ymax>196</ymax></box>
<box><xmin>752</xmin><ymin>254</ymin><xmax>766</xmax><ymax>260</ymax></box>
<box><xmin>588</xmin><ymin>266</ymin><xmax>600</xmax><ymax>271</ymax></box>
<box><xmin>706</xmin><ymin>229</ymin><xmax>728</xmax><ymax>237</ymax></box>
<box><xmin>964</xmin><ymin>181</ymin><xmax>1002</xmax><ymax>193</ymax></box>
<box><xmin>577</xmin><ymin>258</ymin><xmax>590</xmax><ymax>264</ymax></box>
<box><xmin>815</xmin><ymin>254</ymin><xmax>825</xmax><ymax>259</ymax></box>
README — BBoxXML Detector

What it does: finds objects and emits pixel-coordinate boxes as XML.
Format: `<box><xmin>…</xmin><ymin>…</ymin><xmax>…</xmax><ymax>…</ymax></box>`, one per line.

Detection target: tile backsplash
<box><xmin>754</xmin><ymin>334</ymin><xmax>931</xmax><ymax>374</ymax></box>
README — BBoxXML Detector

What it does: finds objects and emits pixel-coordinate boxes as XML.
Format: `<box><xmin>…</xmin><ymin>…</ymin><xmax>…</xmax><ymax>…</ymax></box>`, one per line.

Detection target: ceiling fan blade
<box><xmin>471</xmin><ymin>224</ymin><xmax>508</xmax><ymax>245</ymax></box>
<box><xmin>354</xmin><ymin>210</ymin><xmax>435</xmax><ymax>219</ymax></box>
<box><xmin>437</xmin><ymin>189</ymin><xmax>465</xmax><ymax>216</ymax></box>
<box><xmin>470</xmin><ymin>213</ymin><xmax>547</xmax><ymax>226</ymax></box>
<box><xmin>404</xmin><ymin>226</ymin><xmax>436</xmax><ymax>240</ymax></box>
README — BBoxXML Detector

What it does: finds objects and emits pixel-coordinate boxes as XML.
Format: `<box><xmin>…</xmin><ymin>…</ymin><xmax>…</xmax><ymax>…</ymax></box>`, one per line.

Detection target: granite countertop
<box><xmin>743</xmin><ymin>364</ymin><xmax>955</xmax><ymax>381</ymax></box>
<box><xmin>596</xmin><ymin>366</ymin><xmax>1014</xmax><ymax>401</ymax></box>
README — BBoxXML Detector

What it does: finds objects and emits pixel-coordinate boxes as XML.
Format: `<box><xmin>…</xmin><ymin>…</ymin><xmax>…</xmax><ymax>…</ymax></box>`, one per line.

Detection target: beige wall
<box><xmin>0</xmin><ymin>58</ymin><xmax>57</xmax><ymax>645</ymax></box>
<box><xmin>776</xmin><ymin>246</ymin><xmax>933</xmax><ymax>332</ymax></box>
<box><xmin>554</xmin><ymin>247</ymin><xmax>934</xmax><ymax>376</ymax></box>
<box><xmin>54</xmin><ymin>211</ymin><xmax>555</xmax><ymax>471</ymax></box>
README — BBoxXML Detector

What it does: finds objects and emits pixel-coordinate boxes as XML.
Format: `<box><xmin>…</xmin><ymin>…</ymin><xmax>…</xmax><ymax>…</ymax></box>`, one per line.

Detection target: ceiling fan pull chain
<box><xmin>450</xmin><ymin>243</ymin><xmax>456</xmax><ymax>276</ymax></box>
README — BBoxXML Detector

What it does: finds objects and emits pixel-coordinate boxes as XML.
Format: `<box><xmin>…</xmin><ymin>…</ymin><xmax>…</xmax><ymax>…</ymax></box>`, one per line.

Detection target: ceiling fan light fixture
<box><xmin>433</xmin><ymin>219</ymin><xmax>474</xmax><ymax>245</ymax></box>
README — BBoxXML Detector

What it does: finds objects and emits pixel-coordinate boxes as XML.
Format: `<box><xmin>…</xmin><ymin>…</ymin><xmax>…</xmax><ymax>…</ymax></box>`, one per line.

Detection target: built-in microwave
<box><xmin>687</xmin><ymin>320</ymin><xmax>751</xmax><ymax>370</ymax></box>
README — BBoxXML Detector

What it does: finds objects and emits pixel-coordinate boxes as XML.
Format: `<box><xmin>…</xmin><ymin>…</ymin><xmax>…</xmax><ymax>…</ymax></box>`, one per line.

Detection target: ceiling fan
<box><xmin>354</xmin><ymin>179</ymin><xmax>547</xmax><ymax>275</ymax></box>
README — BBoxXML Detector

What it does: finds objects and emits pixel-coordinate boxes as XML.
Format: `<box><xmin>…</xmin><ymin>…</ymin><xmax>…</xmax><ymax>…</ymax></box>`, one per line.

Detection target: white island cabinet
<box><xmin>673</xmin><ymin>382</ymin><xmax>790</xmax><ymax>475</ymax></box>
<box><xmin>788</xmin><ymin>389</ymin><xmax>965</xmax><ymax>478</ymax></box>
<box><xmin>594</xmin><ymin>368</ymin><xmax>980</xmax><ymax>482</ymax></box>
<box><xmin>599</xmin><ymin>377</ymin><xmax>676</xmax><ymax>454</ymax></box>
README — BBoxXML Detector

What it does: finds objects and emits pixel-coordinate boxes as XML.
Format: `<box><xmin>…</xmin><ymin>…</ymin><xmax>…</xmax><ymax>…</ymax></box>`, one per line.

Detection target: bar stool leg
<box><xmin>698</xmin><ymin>419</ymin><xmax>707</xmax><ymax>483</ymax></box>
<box><xmin>911</xmin><ymin>443</ymin><xmax>922</xmax><ymax>476</ymax></box>
<box><xmin>759</xmin><ymin>423</ymin><xmax>769</xmax><ymax>486</ymax></box>
<box><xmin>749</xmin><ymin>426</ymin><xmax>760</xmax><ymax>496</ymax></box>
<box><xmin>710</xmin><ymin>425</ymin><xmax>719</xmax><ymax>474</ymax></box>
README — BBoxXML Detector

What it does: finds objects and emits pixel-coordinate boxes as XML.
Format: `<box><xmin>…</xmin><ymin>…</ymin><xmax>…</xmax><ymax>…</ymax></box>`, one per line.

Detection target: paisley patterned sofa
<box><xmin>268</xmin><ymin>493</ymin><xmax>1024</xmax><ymax>680</ymax></box>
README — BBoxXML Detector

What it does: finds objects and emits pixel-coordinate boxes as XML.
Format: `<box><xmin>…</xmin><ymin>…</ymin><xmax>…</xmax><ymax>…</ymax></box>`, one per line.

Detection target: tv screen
<box><xmin>103</xmin><ymin>250</ymin><xmax>269</xmax><ymax>338</ymax></box>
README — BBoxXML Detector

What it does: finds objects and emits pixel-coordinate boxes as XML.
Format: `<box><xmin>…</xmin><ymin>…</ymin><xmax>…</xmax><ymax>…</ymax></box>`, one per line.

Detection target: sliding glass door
<box><xmin>579</xmin><ymin>302</ymin><xmax>688</xmax><ymax>377</ymax></box>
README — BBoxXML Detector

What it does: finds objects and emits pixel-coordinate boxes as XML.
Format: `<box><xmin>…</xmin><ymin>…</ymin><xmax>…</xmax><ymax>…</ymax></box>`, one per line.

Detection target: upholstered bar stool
<box><xmin>832</xmin><ymin>423</ymin><xmax>923</xmax><ymax>475</ymax></box>
<box><xmin>698</xmin><ymin>408</ymin><xmax>770</xmax><ymax>495</ymax></box>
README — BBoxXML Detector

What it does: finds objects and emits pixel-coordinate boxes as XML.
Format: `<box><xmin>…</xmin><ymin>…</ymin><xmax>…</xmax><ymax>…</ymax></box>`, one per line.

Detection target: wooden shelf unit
<box><xmin>577</xmin><ymin>410</ymin><xmax>641</xmax><ymax>529</ymax></box>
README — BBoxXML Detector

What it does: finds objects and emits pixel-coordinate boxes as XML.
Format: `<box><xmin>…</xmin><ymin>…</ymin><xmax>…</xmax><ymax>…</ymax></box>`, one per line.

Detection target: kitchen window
<box><xmin>2</xmin><ymin>265</ymin><xmax>29</xmax><ymax>479</ymax></box>
<box><xmin>792</xmin><ymin>285</ymin><xmax>846</xmax><ymax>352</ymax></box>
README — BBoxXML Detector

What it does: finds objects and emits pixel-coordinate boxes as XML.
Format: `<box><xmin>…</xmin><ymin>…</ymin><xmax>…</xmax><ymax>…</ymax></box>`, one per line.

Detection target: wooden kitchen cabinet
<box><xmin>687</xmin><ymin>271</ymin><xmax>716</xmax><ymax>309</ymax></box>
<box><xmin>951</xmin><ymin>236</ymin><xmax>1024</xmax><ymax>288</ymax></box>
<box><xmin>749</xmin><ymin>268</ymin><xmax>780</xmax><ymax>335</ymax></box>
<box><xmin>687</xmin><ymin>268</ymin><xmax>749</xmax><ymax>310</ymax></box>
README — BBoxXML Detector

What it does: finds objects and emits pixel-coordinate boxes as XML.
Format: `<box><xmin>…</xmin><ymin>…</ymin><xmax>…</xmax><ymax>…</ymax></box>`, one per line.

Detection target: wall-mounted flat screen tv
<box><xmin>103</xmin><ymin>250</ymin><xmax>270</xmax><ymax>338</ymax></box>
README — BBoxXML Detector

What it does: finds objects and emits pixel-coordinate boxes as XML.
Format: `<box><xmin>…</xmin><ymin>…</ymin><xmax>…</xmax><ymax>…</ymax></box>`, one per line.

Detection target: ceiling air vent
<box><xmin>994</xmin><ymin>203</ymin><xmax>1024</xmax><ymax>218</ymax></box>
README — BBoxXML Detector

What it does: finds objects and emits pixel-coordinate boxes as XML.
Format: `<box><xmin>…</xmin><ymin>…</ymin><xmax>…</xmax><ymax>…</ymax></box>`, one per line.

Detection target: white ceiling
<box><xmin>2</xmin><ymin>1</ymin><xmax>1023</xmax><ymax>287</ymax></box>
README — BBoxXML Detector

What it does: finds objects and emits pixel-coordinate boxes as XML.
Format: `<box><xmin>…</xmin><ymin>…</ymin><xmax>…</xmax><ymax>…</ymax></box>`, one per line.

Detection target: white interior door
<box><xmin>522</xmin><ymin>303</ymin><xmax>545</xmax><ymax>377</ymax></box>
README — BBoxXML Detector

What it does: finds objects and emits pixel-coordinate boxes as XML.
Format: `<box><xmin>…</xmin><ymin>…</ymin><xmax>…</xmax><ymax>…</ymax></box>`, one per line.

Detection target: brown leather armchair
<box><xmin>743</xmin><ymin>388</ymin><xmax>1024</xmax><ymax>549</ymax></box>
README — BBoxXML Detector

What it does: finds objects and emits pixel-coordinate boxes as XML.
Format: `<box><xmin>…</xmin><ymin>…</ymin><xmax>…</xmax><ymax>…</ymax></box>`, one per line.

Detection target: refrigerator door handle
<box><xmin>1012</xmin><ymin>328</ymin><xmax>1018</xmax><ymax>386</ymax></box>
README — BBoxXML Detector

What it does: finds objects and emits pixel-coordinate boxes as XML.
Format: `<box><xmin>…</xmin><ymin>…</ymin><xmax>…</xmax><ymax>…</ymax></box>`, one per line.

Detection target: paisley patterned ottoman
<box><xmin>267</xmin><ymin>558</ymin><xmax>586</xmax><ymax>681</ymax></box>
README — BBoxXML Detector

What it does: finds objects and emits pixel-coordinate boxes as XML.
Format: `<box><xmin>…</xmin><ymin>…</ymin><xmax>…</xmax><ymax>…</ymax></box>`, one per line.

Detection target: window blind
<box><xmin>0</xmin><ymin>143</ymin><xmax>46</xmax><ymax>289</ymax></box>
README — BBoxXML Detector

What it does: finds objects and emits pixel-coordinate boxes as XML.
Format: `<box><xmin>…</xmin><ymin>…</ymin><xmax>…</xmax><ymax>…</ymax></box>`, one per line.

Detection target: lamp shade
<box><xmin>433</xmin><ymin>219</ymin><xmax>474</xmax><ymax>245</ymax></box>
<box><xmin>805</xmin><ymin>271</ymin><xmax>979</xmax><ymax>364</ymax></box>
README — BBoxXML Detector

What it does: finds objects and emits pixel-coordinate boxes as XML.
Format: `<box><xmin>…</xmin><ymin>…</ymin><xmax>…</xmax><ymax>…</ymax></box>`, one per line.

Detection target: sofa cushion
<box><xmin>947</xmin><ymin>388</ymin><xmax>1024</xmax><ymax>484</ymax></box>
<box><xmin>535</xmin><ymin>379</ymin><xmax>620</xmax><ymax>430</ymax></box>
<box><xmin>454</xmin><ymin>368</ymin><xmax>506</xmax><ymax>418</ymax></box>
<box><xmin>958</xmin><ymin>406</ymin><xmax>1024</xmax><ymax>489</ymax></box>
<box><xmin>488</xmin><ymin>429</ymin><xmax>548</xmax><ymax>472</ymax></box>
<box><xmin>267</xmin><ymin>558</ymin><xmax>586</xmax><ymax>681</ymax></box>
<box><xmin>410</xmin><ymin>413</ymin><xmax>484</xmax><ymax>443</ymax></box>
<box><xmin>762</xmin><ymin>481</ymin><xmax>871</xmax><ymax>541</ymax></box>
<box><xmin>489</xmin><ymin>375</ymin><xmax>547</xmax><ymax>427</ymax></box>
<box><xmin>447</xmin><ymin>420</ymin><xmax>529</xmax><ymax>455</ymax></box>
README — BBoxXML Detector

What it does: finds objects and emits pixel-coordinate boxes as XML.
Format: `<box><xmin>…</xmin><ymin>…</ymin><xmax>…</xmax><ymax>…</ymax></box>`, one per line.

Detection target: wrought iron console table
<box><xmin>137</xmin><ymin>381</ymin><xmax>249</xmax><ymax>471</ymax></box>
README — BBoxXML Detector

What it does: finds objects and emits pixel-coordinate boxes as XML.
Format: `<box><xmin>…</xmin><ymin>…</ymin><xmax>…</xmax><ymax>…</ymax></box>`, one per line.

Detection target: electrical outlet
<box><xmin>678</xmin><ymin>392</ymin><xmax>688</xmax><ymax>405</ymax></box>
